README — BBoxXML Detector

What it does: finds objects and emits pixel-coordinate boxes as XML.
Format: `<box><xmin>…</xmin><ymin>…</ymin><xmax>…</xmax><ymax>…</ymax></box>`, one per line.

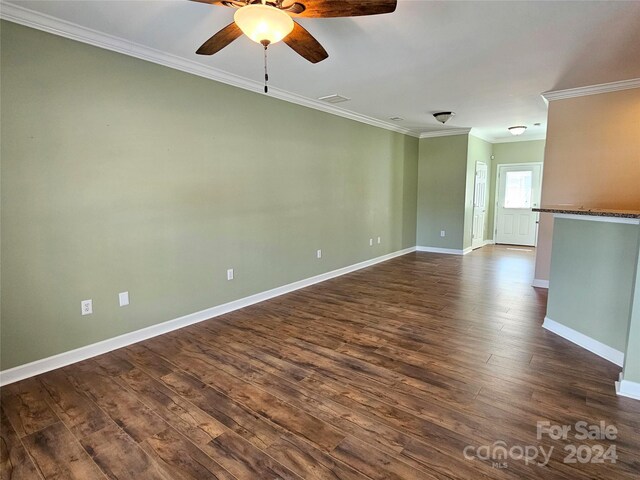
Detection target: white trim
<box><xmin>493</xmin><ymin>162</ymin><xmax>544</xmax><ymax>246</ymax></box>
<box><xmin>532</xmin><ymin>278</ymin><xmax>549</xmax><ymax>289</ymax></box>
<box><xmin>0</xmin><ymin>3</ymin><xmax>420</xmax><ymax>139</ymax></box>
<box><xmin>616</xmin><ymin>373</ymin><xmax>640</xmax><ymax>401</ymax></box>
<box><xmin>468</xmin><ymin>130</ymin><xmax>494</xmax><ymax>143</ymax></box>
<box><xmin>419</xmin><ymin>128</ymin><xmax>471</xmax><ymax>139</ymax></box>
<box><xmin>0</xmin><ymin>247</ymin><xmax>416</xmax><ymax>386</ymax></box>
<box><xmin>542</xmin><ymin>317</ymin><xmax>624</xmax><ymax>367</ymax></box>
<box><xmin>468</xmin><ymin>130</ymin><xmax>493</xmax><ymax>143</ymax></box>
<box><xmin>542</xmin><ymin>78</ymin><xmax>640</xmax><ymax>102</ymax></box>
<box><xmin>491</xmin><ymin>133</ymin><xmax>547</xmax><ymax>144</ymax></box>
<box><xmin>483</xmin><ymin>239</ymin><xmax>495</xmax><ymax>246</ymax></box>
<box><xmin>554</xmin><ymin>213</ymin><xmax>640</xmax><ymax>225</ymax></box>
<box><xmin>416</xmin><ymin>246</ymin><xmax>472</xmax><ymax>255</ymax></box>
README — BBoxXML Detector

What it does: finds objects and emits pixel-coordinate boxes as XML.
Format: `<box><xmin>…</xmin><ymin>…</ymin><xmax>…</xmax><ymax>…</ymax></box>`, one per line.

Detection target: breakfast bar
<box><xmin>533</xmin><ymin>206</ymin><xmax>640</xmax><ymax>399</ymax></box>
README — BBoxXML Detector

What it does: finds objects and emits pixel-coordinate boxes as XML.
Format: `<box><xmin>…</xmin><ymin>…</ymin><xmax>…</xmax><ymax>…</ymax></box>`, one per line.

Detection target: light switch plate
<box><xmin>119</xmin><ymin>291</ymin><xmax>129</xmax><ymax>307</ymax></box>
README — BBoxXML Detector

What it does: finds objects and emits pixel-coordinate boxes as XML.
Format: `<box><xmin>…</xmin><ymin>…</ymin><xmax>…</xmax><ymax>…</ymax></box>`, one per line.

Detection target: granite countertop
<box><xmin>533</xmin><ymin>206</ymin><xmax>640</xmax><ymax>219</ymax></box>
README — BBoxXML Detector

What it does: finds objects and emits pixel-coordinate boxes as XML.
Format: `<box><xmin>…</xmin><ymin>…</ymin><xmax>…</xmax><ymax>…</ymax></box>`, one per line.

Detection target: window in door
<box><xmin>503</xmin><ymin>171</ymin><xmax>532</xmax><ymax>209</ymax></box>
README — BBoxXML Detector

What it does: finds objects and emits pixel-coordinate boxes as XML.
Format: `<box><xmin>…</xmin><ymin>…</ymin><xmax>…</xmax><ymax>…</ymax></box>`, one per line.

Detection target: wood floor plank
<box><xmin>140</xmin><ymin>427</ymin><xmax>237</xmax><ymax>480</ymax></box>
<box><xmin>38</xmin><ymin>369</ymin><xmax>111</xmax><ymax>438</ymax></box>
<box><xmin>80</xmin><ymin>423</ymin><xmax>172</xmax><ymax>480</ymax></box>
<box><xmin>331</xmin><ymin>437</ymin><xmax>432</xmax><ymax>480</ymax></box>
<box><xmin>147</xmin><ymin>343</ymin><xmax>346</xmax><ymax>453</ymax></box>
<box><xmin>1</xmin><ymin>378</ymin><xmax>59</xmax><ymax>437</ymax></box>
<box><xmin>66</xmin><ymin>363</ymin><xmax>168</xmax><ymax>443</ymax></box>
<box><xmin>206</xmin><ymin>431</ymin><xmax>302</xmax><ymax>480</ymax></box>
<box><xmin>116</xmin><ymin>367</ymin><xmax>227</xmax><ymax>449</ymax></box>
<box><xmin>0</xmin><ymin>407</ymin><xmax>43</xmax><ymax>480</ymax></box>
<box><xmin>22</xmin><ymin>422</ymin><xmax>105</xmax><ymax>480</ymax></box>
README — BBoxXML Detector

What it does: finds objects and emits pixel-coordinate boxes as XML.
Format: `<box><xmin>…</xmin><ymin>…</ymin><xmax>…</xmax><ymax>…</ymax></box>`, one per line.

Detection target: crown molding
<box><xmin>0</xmin><ymin>2</ymin><xmax>420</xmax><ymax>138</ymax></box>
<box><xmin>468</xmin><ymin>129</ymin><xmax>493</xmax><ymax>143</ymax></box>
<box><xmin>419</xmin><ymin>128</ymin><xmax>471</xmax><ymax>139</ymax></box>
<box><xmin>542</xmin><ymin>78</ymin><xmax>640</xmax><ymax>102</ymax></box>
<box><xmin>491</xmin><ymin>133</ymin><xmax>547</xmax><ymax>144</ymax></box>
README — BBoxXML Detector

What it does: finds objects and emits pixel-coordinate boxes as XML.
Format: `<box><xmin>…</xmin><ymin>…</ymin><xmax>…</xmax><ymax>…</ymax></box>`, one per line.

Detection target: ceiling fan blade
<box><xmin>196</xmin><ymin>22</ymin><xmax>243</xmax><ymax>55</ymax></box>
<box><xmin>291</xmin><ymin>0</ymin><xmax>397</xmax><ymax>18</ymax></box>
<box><xmin>284</xmin><ymin>22</ymin><xmax>329</xmax><ymax>63</ymax></box>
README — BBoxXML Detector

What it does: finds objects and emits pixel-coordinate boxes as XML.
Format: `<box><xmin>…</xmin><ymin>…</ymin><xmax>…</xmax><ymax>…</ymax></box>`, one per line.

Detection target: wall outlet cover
<box><xmin>317</xmin><ymin>249</ymin><xmax>322</xmax><ymax>259</ymax></box>
<box><xmin>227</xmin><ymin>269</ymin><xmax>234</xmax><ymax>280</ymax></box>
<box><xmin>369</xmin><ymin>238</ymin><xmax>374</xmax><ymax>246</ymax></box>
<box><xmin>377</xmin><ymin>237</ymin><xmax>381</xmax><ymax>244</ymax></box>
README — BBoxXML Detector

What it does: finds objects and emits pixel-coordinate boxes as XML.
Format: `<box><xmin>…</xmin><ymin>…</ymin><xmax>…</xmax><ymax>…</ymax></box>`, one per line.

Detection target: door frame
<box><xmin>471</xmin><ymin>161</ymin><xmax>488</xmax><ymax>250</ymax></box>
<box><xmin>492</xmin><ymin>162</ymin><xmax>544</xmax><ymax>246</ymax></box>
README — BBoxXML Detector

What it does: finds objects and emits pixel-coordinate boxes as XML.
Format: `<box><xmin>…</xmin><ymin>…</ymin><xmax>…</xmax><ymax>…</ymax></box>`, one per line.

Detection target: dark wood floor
<box><xmin>2</xmin><ymin>246</ymin><xmax>639</xmax><ymax>480</ymax></box>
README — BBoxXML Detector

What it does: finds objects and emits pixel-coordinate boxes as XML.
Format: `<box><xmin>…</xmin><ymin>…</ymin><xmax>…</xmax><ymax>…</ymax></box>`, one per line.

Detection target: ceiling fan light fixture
<box><xmin>433</xmin><ymin>112</ymin><xmax>455</xmax><ymax>124</ymax></box>
<box><xmin>508</xmin><ymin>126</ymin><xmax>527</xmax><ymax>136</ymax></box>
<box><xmin>234</xmin><ymin>3</ymin><xmax>294</xmax><ymax>45</ymax></box>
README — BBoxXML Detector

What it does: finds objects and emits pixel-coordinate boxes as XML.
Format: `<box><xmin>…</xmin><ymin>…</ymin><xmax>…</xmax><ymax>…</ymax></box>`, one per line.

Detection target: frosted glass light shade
<box><xmin>508</xmin><ymin>126</ymin><xmax>527</xmax><ymax>136</ymax></box>
<box><xmin>234</xmin><ymin>4</ymin><xmax>294</xmax><ymax>45</ymax></box>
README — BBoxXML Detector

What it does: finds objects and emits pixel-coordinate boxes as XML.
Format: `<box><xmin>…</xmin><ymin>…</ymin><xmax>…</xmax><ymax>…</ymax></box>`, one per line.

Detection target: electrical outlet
<box><xmin>227</xmin><ymin>268</ymin><xmax>234</xmax><ymax>281</ymax></box>
<box><xmin>369</xmin><ymin>238</ymin><xmax>373</xmax><ymax>246</ymax></box>
<box><xmin>119</xmin><ymin>291</ymin><xmax>129</xmax><ymax>307</ymax></box>
<box><xmin>377</xmin><ymin>236</ymin><xmax>381</xmax><ymax>244</ymax></box>
<box><xmin>81</xmin><ymin>299</ymin><xmax>92</xmax><ymax>315</ymax></box>
<box><xmin>317</xmin><ymin>249</ymin><xmax>322</xmax><ymax>259</ymax></box>
<box><xmin>440</xmin><ymin>230</ymin><xmax>446</xmax><ymax>237</ymax></box>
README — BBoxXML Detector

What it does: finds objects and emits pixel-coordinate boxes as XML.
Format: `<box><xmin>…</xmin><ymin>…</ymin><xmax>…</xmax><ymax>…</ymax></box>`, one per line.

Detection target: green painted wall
<box><xmin>487</xmin><ymin>140</ymin><xmax>545</xmax><ymax>240</ymax></box>
<box><xmin>416</xmin><ymin>135</ymin><xmax>469</xmax><ymax>250</ymax></box>
<box><xmin>622</xmin><ymin>232</ymin><xmax>640</xmax><ymax>383</ymax></box>
<box><xmin>547</xmin><ymin>218</ymin><xmax>639</xmax><ymax>352</ymax></box>
<box><xmin>465</xmin><ymin>135</ymin><xmax>493</xmax><ymax>248</ymax></box>
<box><xmin>0</xmin><ymin>22</ymin><xmax>418</xmax><ymax>369</ymax></box>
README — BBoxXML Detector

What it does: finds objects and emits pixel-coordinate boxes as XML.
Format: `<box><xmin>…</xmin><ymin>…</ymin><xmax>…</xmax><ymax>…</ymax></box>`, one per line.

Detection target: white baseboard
<box><xmin>0</xmin><ymin>247</ymin><xmax>416</xmax><ymax>386</ymax></box>
<box><xmin>616</xmin><ymin>373</ymin><xmax>640</xmax><ymax>401</ymax></box>
<box><xmin>532</xmin><ymin>278</ymin><xmax>549</xmax><ymax>289</ymax></box>
<box><xmin>483</xmin><ymin>240</ymin><xmax>495</xmax><ymax>246</ymax></box>
<box><xmin>542</xmin><ymin>317</ymin><xmax>624</xmax><ymax>366</ymax></box>
<box><xmin>417</xmin><ymin>246</ymin><xmax>472</xmax><ymax>255</ymax></box>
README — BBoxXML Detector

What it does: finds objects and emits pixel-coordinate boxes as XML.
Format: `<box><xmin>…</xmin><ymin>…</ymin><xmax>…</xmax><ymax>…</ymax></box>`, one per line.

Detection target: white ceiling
<box><xmin>3</xmin><ymin>0</ymin><xmax>640</xmax><ymax>141</ymax></box>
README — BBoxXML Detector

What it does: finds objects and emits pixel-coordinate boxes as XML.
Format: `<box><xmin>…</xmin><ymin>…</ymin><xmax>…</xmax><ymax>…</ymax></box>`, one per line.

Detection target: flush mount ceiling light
<box><xmin>433</xmin><ymin>112</ymin><xmax>456</xmax><ymax>124</ymax></box>
<box><xmin>233</xmin><ymin>2</ymin><xmax>294</xmax><ymax>46</ymax></box>
<box><xmin>508</xmin><ymin>126</ymin><xmax>527</xmax><ymax>136</ymax></box>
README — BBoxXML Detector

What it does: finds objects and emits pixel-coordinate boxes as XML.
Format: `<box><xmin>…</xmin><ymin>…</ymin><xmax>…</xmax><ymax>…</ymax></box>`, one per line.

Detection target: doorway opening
<box><xmin>494</xmin><ymin>163</ymin><xmax>543</xmax><ymax>247</ymax></box>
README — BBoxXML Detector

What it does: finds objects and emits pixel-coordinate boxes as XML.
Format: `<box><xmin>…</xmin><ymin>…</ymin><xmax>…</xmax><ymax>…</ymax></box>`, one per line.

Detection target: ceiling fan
<box><xmin>190</xmin><ymin>0</ymin><xmax>398</xmax><ymax>64</ymax></box>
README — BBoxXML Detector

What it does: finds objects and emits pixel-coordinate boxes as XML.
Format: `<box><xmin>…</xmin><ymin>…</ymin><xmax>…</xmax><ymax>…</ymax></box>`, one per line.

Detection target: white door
<box><xmin>472</xmin><ymin>162</ymin><xmax>488</xmax><ymax>250</ymax></box>
<box><xmin>495</xmin><ymin>164</ymin><xmax>542</xmax><ymax>246</ymax></box>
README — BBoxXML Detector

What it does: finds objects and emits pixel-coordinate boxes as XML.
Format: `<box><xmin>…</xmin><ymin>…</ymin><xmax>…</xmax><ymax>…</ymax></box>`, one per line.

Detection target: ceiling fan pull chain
<box><xmin>263</xmin><ymin>42</ymin><xmax>269</xmax><ymax>93</ymax></box>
